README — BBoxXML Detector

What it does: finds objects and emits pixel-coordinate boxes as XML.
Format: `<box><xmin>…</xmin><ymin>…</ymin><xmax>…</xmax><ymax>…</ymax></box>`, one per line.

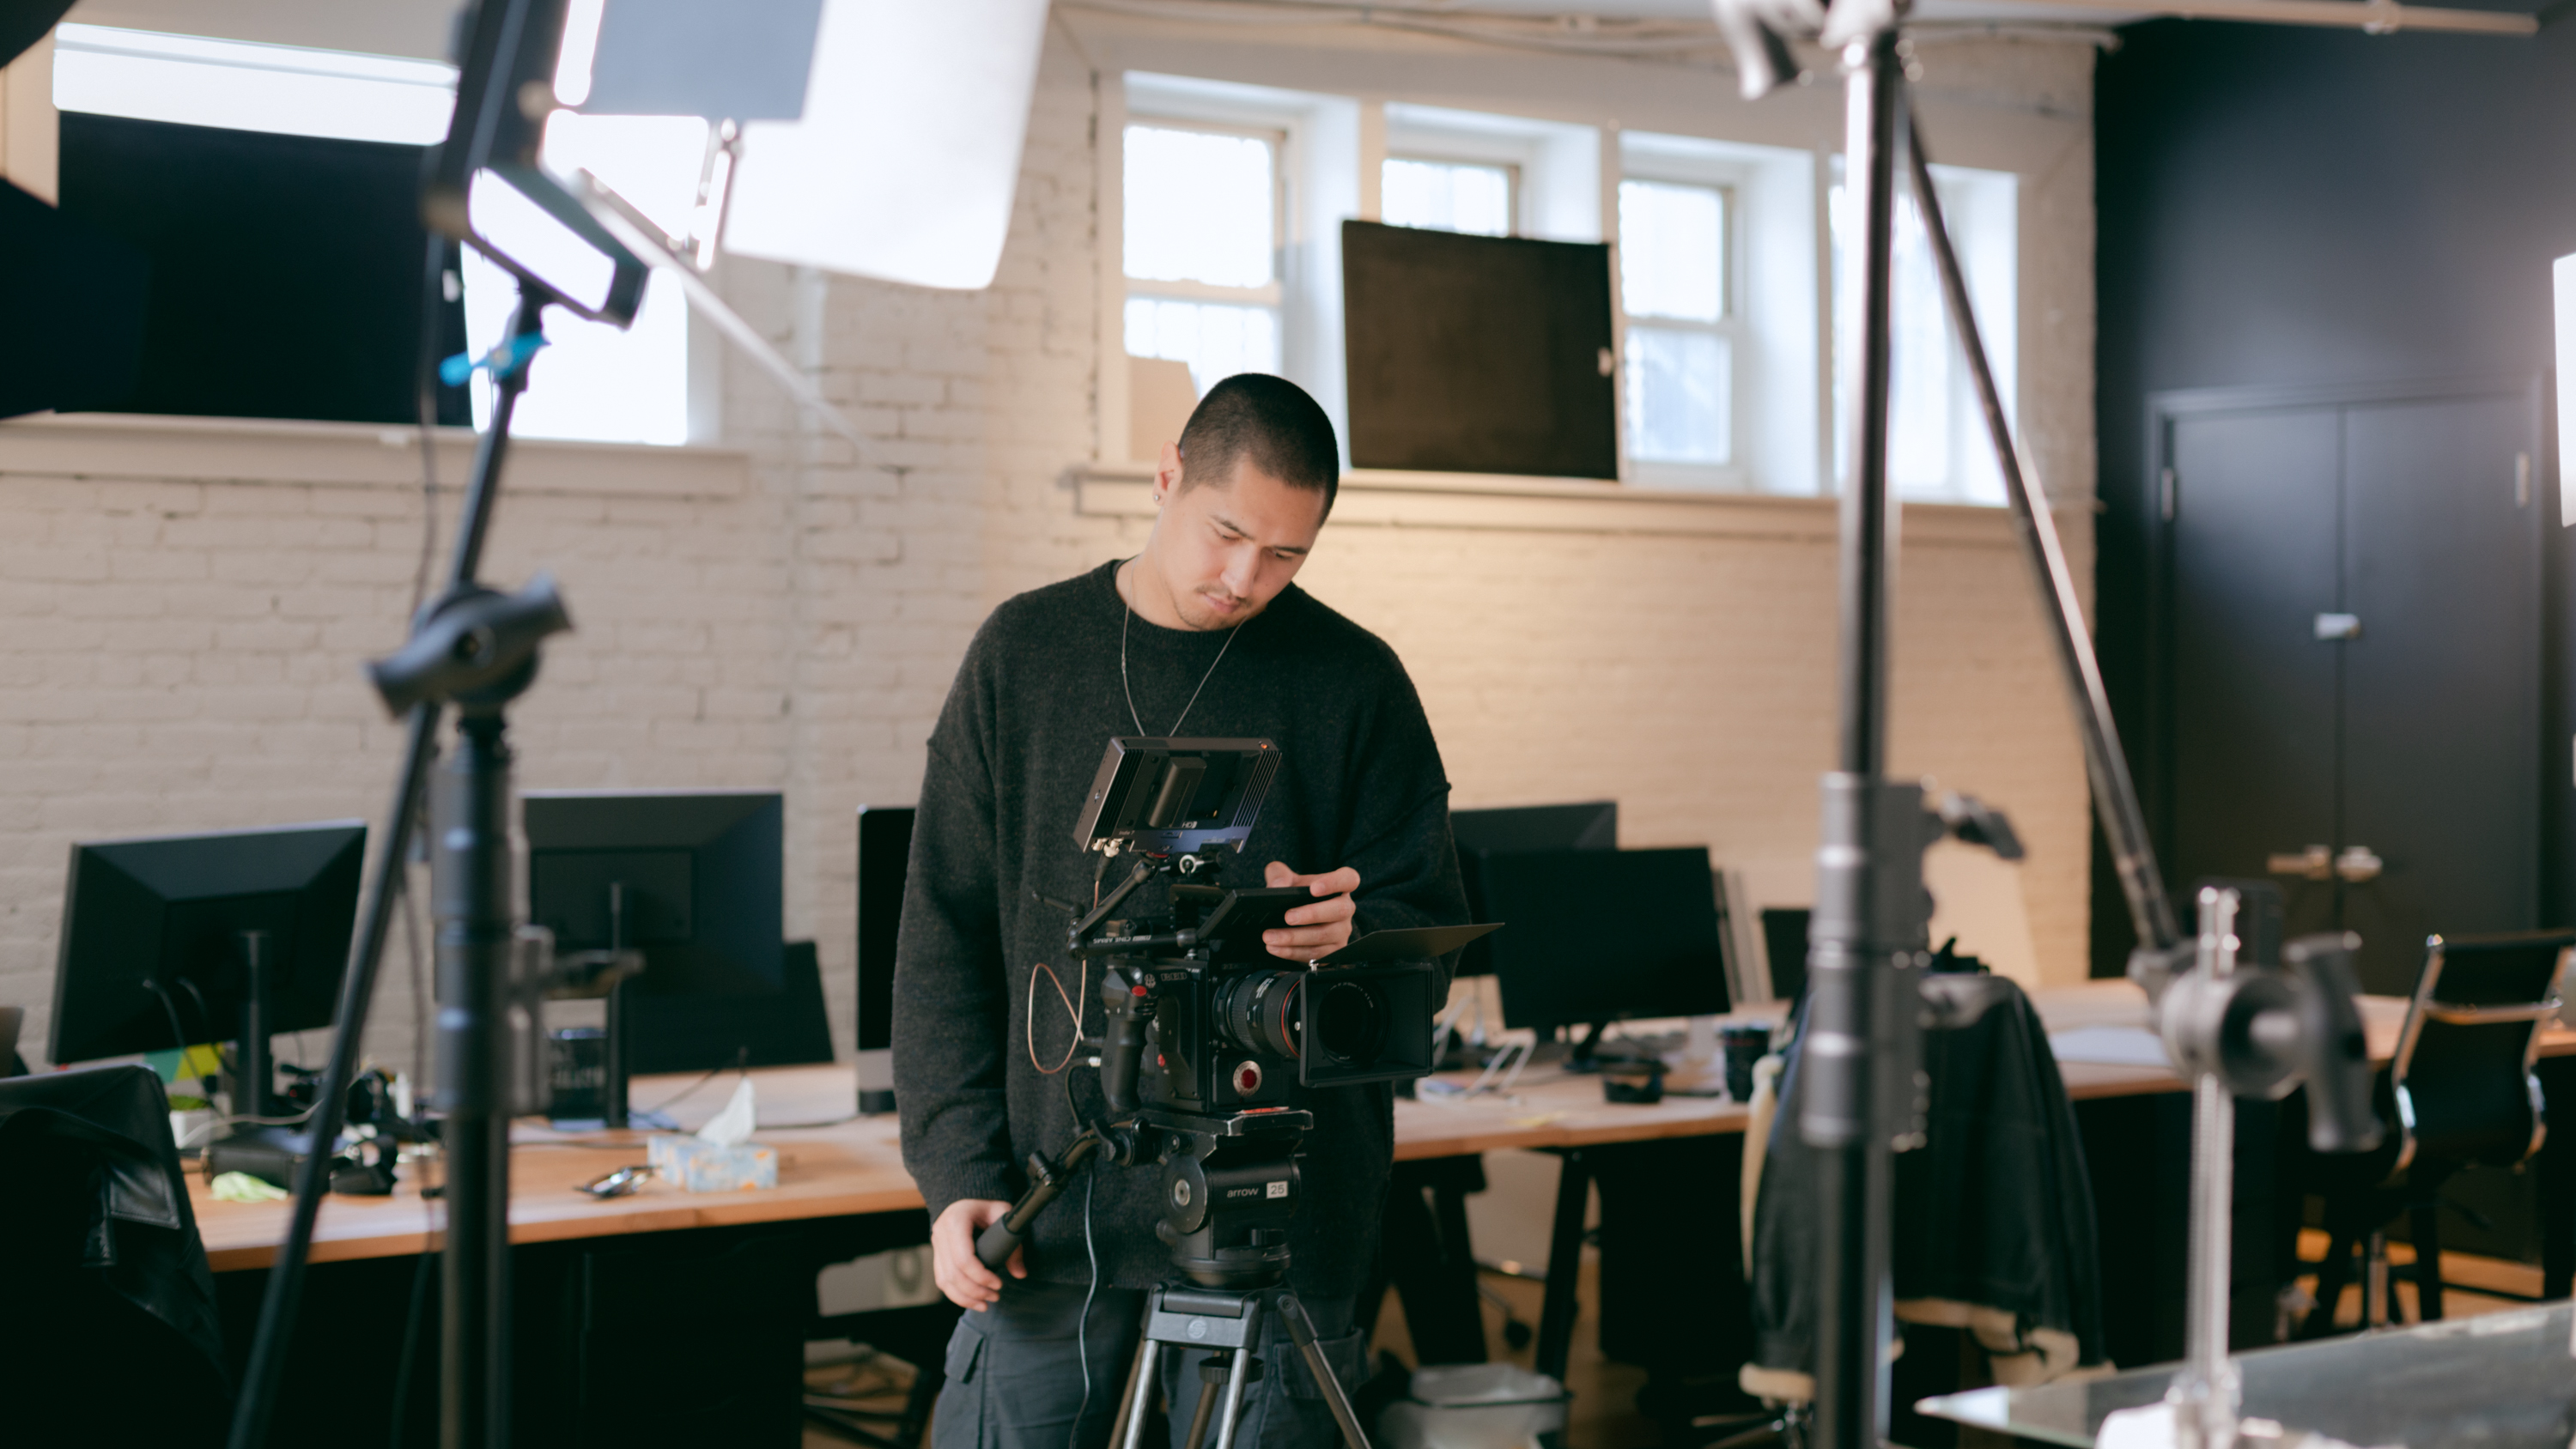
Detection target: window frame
<box><xmin>1379</xmin><ymin>153</ymin><xmax>1520</xmax><ymax>238</ymax></box>
<box><xmin>1615</xmin><ymin>159</ymin><xmax>1754</xmax><ymax>491</ymax></box>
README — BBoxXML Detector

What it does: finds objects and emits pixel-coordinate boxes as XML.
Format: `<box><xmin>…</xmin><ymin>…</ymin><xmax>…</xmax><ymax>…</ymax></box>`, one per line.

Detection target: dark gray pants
<box><xmin>932</xmin><ymin>1278</ymin><xmax>1369</xmax><ymax>1449</ymax></box>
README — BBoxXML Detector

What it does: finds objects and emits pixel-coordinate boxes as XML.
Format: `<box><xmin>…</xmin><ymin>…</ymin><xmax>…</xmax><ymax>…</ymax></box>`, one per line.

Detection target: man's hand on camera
<box><xmin>933</xmin><ymin>1197</ymin><xmax>1023</xmax><ymax>1311</ymax></box>
<box><xmin>1262</xmin><ymin>862</ymin><xmax>1360</xmax><ymax>961</ymax></box>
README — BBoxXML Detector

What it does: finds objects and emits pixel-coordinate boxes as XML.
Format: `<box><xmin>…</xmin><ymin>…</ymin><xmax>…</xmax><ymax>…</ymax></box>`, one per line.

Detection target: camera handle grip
<box><xmin>975</xmin><ymin>1131</ymin><xmax>1107</xmax><ymax>1273</ymax></box>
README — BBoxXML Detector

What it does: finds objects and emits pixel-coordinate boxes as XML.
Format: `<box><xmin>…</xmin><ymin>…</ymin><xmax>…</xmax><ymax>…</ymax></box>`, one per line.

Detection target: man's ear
<box><xmin>1153</xmin><ymin>440</ymin><xmax>1184</xmax><ymax>506</ymax></box>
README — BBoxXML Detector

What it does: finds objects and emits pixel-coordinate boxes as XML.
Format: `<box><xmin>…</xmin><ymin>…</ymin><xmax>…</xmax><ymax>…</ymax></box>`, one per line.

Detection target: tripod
<box><xmin>984</xmin><ymin>1108</ymin><xmax>1376</xmax><ymax>1449</ymax></box>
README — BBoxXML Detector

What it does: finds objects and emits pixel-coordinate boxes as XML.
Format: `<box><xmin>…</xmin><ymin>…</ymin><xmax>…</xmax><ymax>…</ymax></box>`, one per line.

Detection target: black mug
<box><xmin>1720</xmin><ymin>1025</ymin><xmax>1771</xmax><ymax>1103</ymax></box>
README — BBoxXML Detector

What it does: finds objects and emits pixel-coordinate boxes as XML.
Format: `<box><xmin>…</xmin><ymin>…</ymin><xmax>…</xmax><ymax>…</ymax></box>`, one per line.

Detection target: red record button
<box><xmin>1232</xmin><ymin>1060</ymin><xmax>1263</xmax><ymax>1094</ymax></box>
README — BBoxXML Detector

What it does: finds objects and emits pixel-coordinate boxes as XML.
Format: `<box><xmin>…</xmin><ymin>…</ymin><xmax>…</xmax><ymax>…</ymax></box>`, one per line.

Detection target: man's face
<box><xmin>1141</xmin><ymin>451</ymin><xmax>1327</xmax><ymax>630</ymax></box>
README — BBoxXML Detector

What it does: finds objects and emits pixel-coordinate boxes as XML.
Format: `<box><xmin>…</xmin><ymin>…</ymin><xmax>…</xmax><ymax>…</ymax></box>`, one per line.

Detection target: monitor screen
<box><xmin>524</xmin><ymin>791</ymin><xmax>785</xmax><ymax>1073</ymax></box>
<box><xmin>1479</xmin><ymin>846</ymin><xmax>1729</xmax><ymax>1034</ymax></box>
<box><xmin>1449</xmin><ymin>801</ymin><xmax>1616</xmax><ymax>979</ymax></box>
<box><xmin>51</xmin><ymin>821</ymin><xmax>366</xmax><ymax>1064</ymax></box>
<box><xmin>855</xmin><ymin>805</ymin><xmax>914</xmax><ymax>1056</ymax></box>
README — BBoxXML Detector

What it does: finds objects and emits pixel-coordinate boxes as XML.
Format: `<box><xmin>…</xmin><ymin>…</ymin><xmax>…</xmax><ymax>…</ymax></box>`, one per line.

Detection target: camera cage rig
<box><xmin>975</xmin><ymin>738</ymin><xmax>1494</xmax><ymax>1449</ymax></box>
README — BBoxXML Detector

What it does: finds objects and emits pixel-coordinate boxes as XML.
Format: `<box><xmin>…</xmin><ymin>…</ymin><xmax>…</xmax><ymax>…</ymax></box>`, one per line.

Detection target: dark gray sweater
<box><xmin>892</xmin><ymin>560</ymin><xmax>1467</xmax><ymax>1300</ymax></box>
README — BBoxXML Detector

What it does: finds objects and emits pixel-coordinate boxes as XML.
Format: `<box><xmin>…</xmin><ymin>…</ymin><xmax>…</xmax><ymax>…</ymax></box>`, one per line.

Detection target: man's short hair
<box><xmin>1177</xmin><ymin>373</ymin><xmax>1340</xmax><ymax>517</ymax></box>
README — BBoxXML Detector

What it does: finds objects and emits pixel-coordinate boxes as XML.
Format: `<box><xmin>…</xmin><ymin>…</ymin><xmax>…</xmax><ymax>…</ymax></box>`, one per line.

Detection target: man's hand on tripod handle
<box><xmin>1262</xmin><ymin>863</ymin><xmax>1360</xmax><ymax>961</ymax></box>
<box><xmin>933</xmin><ymin>1198</ymin><xmax>1023</xmax><ymax>1311</ymax></box>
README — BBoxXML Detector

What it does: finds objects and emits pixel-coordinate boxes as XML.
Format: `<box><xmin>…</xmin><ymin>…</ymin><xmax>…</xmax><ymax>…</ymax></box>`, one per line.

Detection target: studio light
<box><xmin>464</xmin><ymin>162</ymin><xmax>647</xmax><ymax>322</ymax></box>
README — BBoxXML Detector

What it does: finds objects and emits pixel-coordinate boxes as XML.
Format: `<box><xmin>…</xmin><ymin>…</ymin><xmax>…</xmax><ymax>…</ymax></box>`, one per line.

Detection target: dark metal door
<box><xmin>2166</xmin><ymin>407</ymin><xmax>2343</xmax><ymax>947</ymax></box>
<box><xmin>2159</xmin><ymin>384</ymin><xmax>2540</xmax><ymax>994</ymax></box>
<box><xmin>2337</xmin><ymin>396</ymin><xmax>2540</xmax><ymax>991</ymax></box>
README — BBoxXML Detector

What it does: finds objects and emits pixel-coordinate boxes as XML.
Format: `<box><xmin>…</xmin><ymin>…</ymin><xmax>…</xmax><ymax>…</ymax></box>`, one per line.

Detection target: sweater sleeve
<box><xmin>1333</xmin><ymin>652</ymin><xmax>1471</xmax><ymax>993</ymax></box>
<box><xmin>891</xmin><ymin>634</ymin><xmax>1022</xmax><ymax>1217</ymax></box>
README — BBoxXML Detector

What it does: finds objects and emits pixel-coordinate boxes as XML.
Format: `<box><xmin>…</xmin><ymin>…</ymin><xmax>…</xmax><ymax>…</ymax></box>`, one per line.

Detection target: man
<box><xmin>894</xmin><ymin>373</ymin><xmax>1467</xmax><ymax>1449</ymax></box>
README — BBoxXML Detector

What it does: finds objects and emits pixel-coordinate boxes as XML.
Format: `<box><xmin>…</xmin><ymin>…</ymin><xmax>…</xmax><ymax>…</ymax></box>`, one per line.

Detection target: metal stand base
<box><xmin>1113</xmin><ymin>1286</ymin><xmax>1372</xmax><ymax>1449</ymax></box>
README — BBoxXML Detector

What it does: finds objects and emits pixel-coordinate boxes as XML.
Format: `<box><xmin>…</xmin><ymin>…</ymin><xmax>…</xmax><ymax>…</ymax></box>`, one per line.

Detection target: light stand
<box><xmin>228</xmin><ymin>283</ymin><xmax>571</xmax><ymax>1449</ymax></box>
<box><xmin>1702</xmin><ymin>2</ymin><xmax>2385</xmax><ymax>1446</ymax></box>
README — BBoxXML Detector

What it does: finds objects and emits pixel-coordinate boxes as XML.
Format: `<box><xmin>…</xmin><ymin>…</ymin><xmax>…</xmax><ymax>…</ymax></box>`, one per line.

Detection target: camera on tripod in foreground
<box><xmin>978</xmin><ymin>736</ymin><xmax>1493</xmax><ymax>1288</ymax></box>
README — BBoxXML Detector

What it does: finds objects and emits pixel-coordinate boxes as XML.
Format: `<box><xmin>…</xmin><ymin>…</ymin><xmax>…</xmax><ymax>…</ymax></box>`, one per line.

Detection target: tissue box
<box><xmin>647</xmin><ymin>1134</ymin><xmax>779</xmax><ymax>1192</ymax></box>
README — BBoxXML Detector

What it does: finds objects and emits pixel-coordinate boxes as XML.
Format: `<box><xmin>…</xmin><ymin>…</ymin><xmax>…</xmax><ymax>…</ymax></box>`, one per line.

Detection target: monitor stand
<box><xmin>205</xmin><ymin>930</ymin><xmax>313</xmax><ymax>1185</ymax></box>
<box><xmin>544</xmin><ymin>884</ymin><xmax>674</xmax><ymax>1131</ymax></box>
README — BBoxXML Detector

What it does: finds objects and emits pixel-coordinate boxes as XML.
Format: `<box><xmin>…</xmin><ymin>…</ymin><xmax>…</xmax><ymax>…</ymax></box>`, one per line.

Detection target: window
<box><xmin>1122</xmin><ymin>121</ymin><xmax>1283</xmax><ymax>396</ymax></box>
<box><xmin>460</xmin><ymin>111</ymin><xmax>702</xmax><ymax>445</ymax></box>
<box><xmin>1382</xmin><ymin>157</ymin><xmax>1513</xmax><ymax>237</ymax></box>
<box><xmin>54</xmin><ymin>22</ymin><xmax>702</xmax><ymax>447</ymax></box>
<box><xmin>1828</xmin><ymin>163</ymin><xmax>2018</xmax><ymax>504</ymax></box>
<box><xmin>1619</xmin><ymin>179</ymin><xmax>1735</xmax><ymax>470</ymax></box>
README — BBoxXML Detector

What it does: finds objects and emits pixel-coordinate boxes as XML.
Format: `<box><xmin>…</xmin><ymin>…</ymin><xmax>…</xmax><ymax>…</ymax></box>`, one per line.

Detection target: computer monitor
<box><xmin>1449</xmin><ymin>800</ymin><xmax>1617</xmax><ymax>978</ymax></box>
<box><xmin>1479</xmin><ymin>846</ymin><xmax>1730</xmax><ymax>1037</ymax></box>
<box><xmin>1760</xmin><ymin>908</ymin><xmax>1811</xmax><ymax>1009</ymax></box>
<box><xmin>523</xmin><ymin>791</ymin><xmax>786</xmax><ymax>1076</ymax></box>
<box><xmin>51</xmin><ymin>821</ymin><xmax>367</xmax><ymax>1114</ymax></box>
<box><xmin>854</xmin><ymin>805</ymin><xmax>914</xmax><ymax>1115</ymax></box>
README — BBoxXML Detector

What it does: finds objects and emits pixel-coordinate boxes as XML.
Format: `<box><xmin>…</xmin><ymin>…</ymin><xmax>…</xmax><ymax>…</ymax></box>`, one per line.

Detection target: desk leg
<box><xmin>1534</xmin><ymin>1149</ymin><xmax>1590</xmax><ymax>1385</ymax></box>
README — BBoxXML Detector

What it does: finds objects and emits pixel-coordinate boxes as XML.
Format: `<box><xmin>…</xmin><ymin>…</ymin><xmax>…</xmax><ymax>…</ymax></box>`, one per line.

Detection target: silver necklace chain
<box><xmin>1120</xmin><ymin>571</ymin><xmax>1240</xmax><ymax>736</ymax></box>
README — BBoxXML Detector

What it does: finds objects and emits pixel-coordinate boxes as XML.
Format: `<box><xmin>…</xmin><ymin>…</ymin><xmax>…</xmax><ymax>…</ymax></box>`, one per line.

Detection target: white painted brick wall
<box><xmin>0</xmin><ymin>27</ymin><xmax>2099</xmax><ymax>1076</ymax></box>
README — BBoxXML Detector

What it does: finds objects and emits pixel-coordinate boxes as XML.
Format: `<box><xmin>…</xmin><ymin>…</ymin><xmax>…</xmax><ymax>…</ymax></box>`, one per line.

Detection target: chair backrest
<box><xmin>2391</xmin><ymin>929</ymin><xmax>2574</xmax><ymax>1170</ymax></box>
<box><xmin>0</xmin><ymin>1064</ymin><xmax>229</xmax><ymax>1433</ymax></box>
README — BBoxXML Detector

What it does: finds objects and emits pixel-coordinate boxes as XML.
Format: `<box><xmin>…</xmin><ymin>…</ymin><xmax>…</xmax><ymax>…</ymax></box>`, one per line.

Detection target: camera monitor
<box><xmin>1074</xmin><ymin>737</ymin><xmax>1279</xmax><ymax>857</ymax></box>
<box><xmin>51</xmin><ymin>822</ymin><xmax>367</xmax><ymax>1107</ymax></box>
<box><xmin>1479</xmin><ymin>846</ymin><xmax>1730</xmax><ymax>1034</ymax></box>
<box><xmin>1450</xmin><ymin>800</ymin><xmax>1617</xmax><ymax>978</ymax></box>
<box><xmin>524</xmin><ymin>791</ymin><xmax>787</xmax><ymax>1074</ymax></box>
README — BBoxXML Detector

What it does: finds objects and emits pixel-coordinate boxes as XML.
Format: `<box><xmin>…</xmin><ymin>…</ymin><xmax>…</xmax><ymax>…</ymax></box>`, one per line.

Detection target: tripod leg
<box><xmin>1118</xmin><ymin>1328</ymin><xmax>1161</xmax><ymax>1449</ymax></box>
<box><xmin>1182</xmin><ymin>1359</ymin><xmax>1224</xmax><ymax>1449</ymax></box>
<box><xmin>1279</xmin><ymin>1295</ymin><xmax>1372</xmax><ymax>1449</ymax></box>
<box><xmin>1209</xmin><ymin>1295</ymin><xmax>1265</xmax><ymax>1449</ymax></box>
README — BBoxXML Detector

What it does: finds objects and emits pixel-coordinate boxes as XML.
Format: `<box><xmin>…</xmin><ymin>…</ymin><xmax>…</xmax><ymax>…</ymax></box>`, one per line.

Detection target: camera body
<box><xmin>1091</xmin><ymin>882</ymin><xmax>1443</xmax><ymax>1117</ymax></box>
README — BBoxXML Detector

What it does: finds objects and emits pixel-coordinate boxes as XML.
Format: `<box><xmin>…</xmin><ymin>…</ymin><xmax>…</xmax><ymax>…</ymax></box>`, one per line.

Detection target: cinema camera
<box><xmin>976</xmin><ymin>737</ymin><xmax>1493</xmax><ymax>1449</ymax></box>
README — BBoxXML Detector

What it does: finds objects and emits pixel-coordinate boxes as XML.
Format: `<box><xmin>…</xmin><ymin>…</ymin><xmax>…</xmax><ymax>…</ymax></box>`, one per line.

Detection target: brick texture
<box><xmin>0</xmin><ymin>30</ymin><xmax>2100</xmax><ymax>1076</ymax></box>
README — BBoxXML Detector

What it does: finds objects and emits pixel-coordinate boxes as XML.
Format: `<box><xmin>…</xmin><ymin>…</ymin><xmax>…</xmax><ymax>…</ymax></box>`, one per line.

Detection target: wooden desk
<box><xmin>192</xmin><ymin>1064</ymin><xmax>917</xmax><ymax>1272</ymax></box>
<box><xmin>200</xmin><ymin>982</ymin><xmax>2576</xmax><ymax>1272</ymax></box>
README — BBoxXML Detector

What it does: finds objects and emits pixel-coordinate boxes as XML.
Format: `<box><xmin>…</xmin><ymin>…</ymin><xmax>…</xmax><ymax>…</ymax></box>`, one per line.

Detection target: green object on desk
<box><xmin>210</xmin><ymin>1171</ymin><xmax>289</xmax><ymax>1203</ymax></box>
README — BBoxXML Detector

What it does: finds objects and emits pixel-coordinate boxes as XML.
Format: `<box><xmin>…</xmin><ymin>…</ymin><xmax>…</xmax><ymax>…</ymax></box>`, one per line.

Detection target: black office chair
<box><xmin>2301</xmin><ymin>928</ymin><xmax>2573</xmax><ymax>1336</ymax></box>
<box><xmin>1</xmin><ymin>1003</ymin><xmax>26</xmax><ymax>1076</ymax></box>
<box><xmin>0</xmin><ymin>1064</ymin><xmax>230</xmax><ymax>1441</ymax></box>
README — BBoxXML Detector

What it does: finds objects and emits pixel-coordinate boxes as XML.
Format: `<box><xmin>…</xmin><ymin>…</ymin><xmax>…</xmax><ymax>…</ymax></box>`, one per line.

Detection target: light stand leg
<box><xmin>1806</xmin><ymin>27</ymin><xmax>1907</xmax><ymax>1449</ymax></box>
<box><xmin>2172</xmin><ymin>890</ymin><xmax>2244</xmax><ymax>1449</ymax></box>
<box><xmin>1279</xmin><ymin>1294</ymin><xmax>1372</xmax><ymax>1449</ymax></box>
<box><xmin>237</xmin><ymin>930</ymin><xmax>273</xmax><ymax>1118</ymax></box>
<box><xmin>436</xmin><ymin>711</ymin><xmax>520</xmax><ymax>1449</ymax></box>
<box><xmin>226</xmin><ymin>284</ymin><xmax>549</xmax><ymax>1449</ymax></box>
<box><xmin>1899</xmin><ymin>114</ymin><xmax>2183</xmax><ymax>957</ymax></box>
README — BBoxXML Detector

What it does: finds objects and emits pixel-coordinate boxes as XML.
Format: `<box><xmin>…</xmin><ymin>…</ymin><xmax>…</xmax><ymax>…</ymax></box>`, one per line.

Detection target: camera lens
<box><xmin>1312</xmin><ymin>982</ymin><xmax>1385</xmax><ymax>1066</ymax></box>
<box><xmin>1220</xmin><ymin>970</ymin><xmax>1301</xmax><ymax>1059</ymax></box>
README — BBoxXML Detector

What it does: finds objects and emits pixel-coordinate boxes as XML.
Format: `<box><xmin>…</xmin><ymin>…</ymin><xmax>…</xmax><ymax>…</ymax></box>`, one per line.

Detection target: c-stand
<box><xmin>1703</xmin><ymin>3</ymin><xmax>2385</xmax><ymax>1446</ymax></box>
<box><xmin>229</xmin><ymin>282</ymin><xmax>571</xmax><ymax>1449</ymax></box>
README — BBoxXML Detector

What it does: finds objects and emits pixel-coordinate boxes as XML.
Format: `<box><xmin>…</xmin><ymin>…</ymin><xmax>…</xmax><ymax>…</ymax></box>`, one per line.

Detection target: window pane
<box><xmin>1619</xmin><ymin>179</ymin><xmax>1723</xmax><ymax>324</ymax></box>
<box><xmin>1126</xmin><ymin>296</ymin><xmax>1280</xmax><ymax>396</ymax></box>
<box><xmin>1382</xmin><ymin>158</ymin><xmax>1511</xmax><ymax>237</ymax></box>
<box><xmin>1124</xmin><ymin>124</ymin><xmax>1275</xmax><ymax>288</ymax></box>
<box><xmin>1625</xmin><ymin>327</ymin><xmax>1731</xmax><ymax>465</ymax></box>
<box><xmin>1827</xmin><ymin>182</ymin><xmax>1954</xmax><ymax>497</ymax></box>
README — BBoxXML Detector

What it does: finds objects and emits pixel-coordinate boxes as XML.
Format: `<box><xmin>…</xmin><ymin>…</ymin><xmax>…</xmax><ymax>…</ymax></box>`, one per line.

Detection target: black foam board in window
<box><xmin>56</xmin><ymin>112</ymin><xmax>467</xmax><ymax>426</ymax></box>
<box><xmin>1340</xmin><ymin>220</ymin><xmax>1617</xmax><ymax>479</ymax></box>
